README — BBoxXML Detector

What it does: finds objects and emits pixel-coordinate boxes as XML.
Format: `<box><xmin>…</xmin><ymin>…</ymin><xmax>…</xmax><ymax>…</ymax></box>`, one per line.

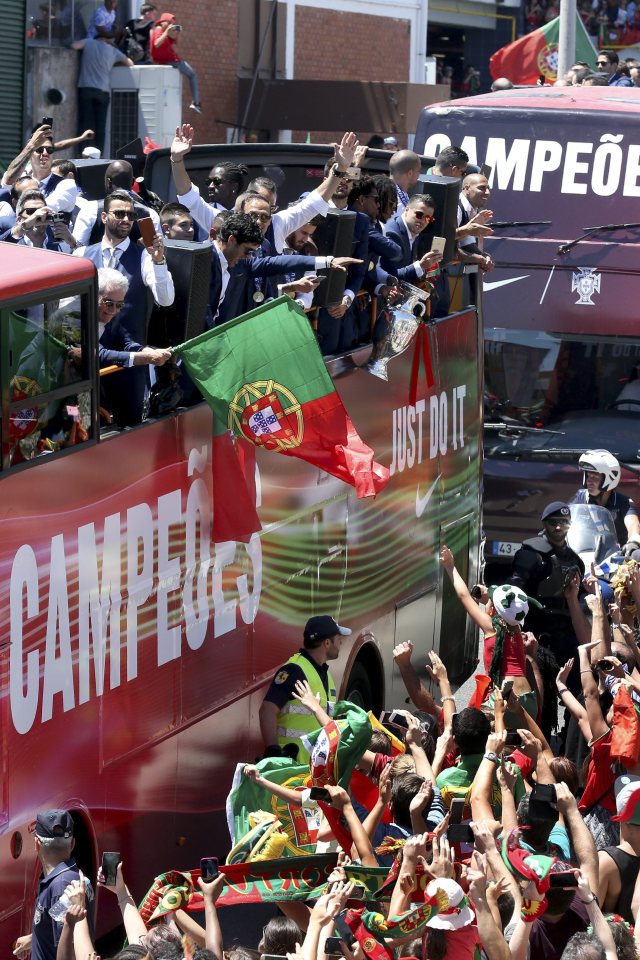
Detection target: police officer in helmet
<box><xmin>571</xmin><ymin>448</ymin><xmax>640</xmax><ymax>557</ymax></box>
<box><xmin>259</xmin><ymin>615</ymin><xmax>352</xmax><ymax>765</ymax></box>
<box><xmin>508</xmin><ymin>501</ymin><xmax>584</xmax><ymax>669</ymax></box>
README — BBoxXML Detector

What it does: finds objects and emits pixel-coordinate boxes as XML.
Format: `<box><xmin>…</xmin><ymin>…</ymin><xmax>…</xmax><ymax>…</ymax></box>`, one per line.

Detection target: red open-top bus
<box><xmin>0</xmin><ymin>242</ymin><xmax>482</xmax><ymax>947</ymax></box>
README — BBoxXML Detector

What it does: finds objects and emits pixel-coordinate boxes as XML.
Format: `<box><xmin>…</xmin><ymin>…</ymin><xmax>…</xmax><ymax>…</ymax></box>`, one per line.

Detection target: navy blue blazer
<box><xmin>99</xmin><ymin>320</ymin><xmax>142</xmax><ymax>367</ymax></box>
<box><xmin>380</xmin><ymin>213</ymin><xmax>422</xmax><ymax>283</ymax></box>
<box><xmin>217</xmin><ymin>251</ymin><xmax>320</xmax><ymax>325</ymax></box>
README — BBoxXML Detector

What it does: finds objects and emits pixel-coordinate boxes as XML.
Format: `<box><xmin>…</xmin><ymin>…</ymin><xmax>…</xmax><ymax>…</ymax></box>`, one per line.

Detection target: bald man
<box><xmin>73</xmin><ymin>159</ymin><xmax>161</xmax><ymax>246</ymax></box>
<box><xmin>457</xmin><ymin>173</ymin><xmax>494</xmax><ymax>272</ymax></box>
<box><xmin>389</xmin><ymin>149</ymin><xmax>422</xmax><ymax>214</ymax></box>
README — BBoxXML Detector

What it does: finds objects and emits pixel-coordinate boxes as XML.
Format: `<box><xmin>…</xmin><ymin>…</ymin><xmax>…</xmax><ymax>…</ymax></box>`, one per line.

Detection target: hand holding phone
<box><xmin>430</xmin><ymin>236</ymin><xmax>446</xmax><ymax>256</ymax></box>
<box><xmin>137</xmin><ymin>216</ymin><xmax>156</xmax><ymax>248</ymax></box>
<box><xmin>200</xmin><ymin>857</ymin><xmax>219</xmax><ymax>881</ymax></box>
<box><xmin>309</xmin><ymin>786</ymin><xmax>332</xmax><ymax>803</ymax></box>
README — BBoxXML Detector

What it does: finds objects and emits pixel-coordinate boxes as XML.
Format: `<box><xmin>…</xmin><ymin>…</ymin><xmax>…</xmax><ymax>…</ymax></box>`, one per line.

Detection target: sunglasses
<box><xmin>413</xmin><ymin>211</ymin><xmax>434</xmax><ymax>222</ymax></box>
<box><xmin>597</xmin><ymin>61</ymin><xmax>609</xmax><ymax>67</ymax></box>
<box><xmin>249</xmin><ymin>212</ymin><xmax>272</xmax><ymax>223</ymax></box>
<box><xmin>33</xmin><ymin>146</ymin><xmax>54</xmax><ymax>155</ymax></box>
<box><xmin>108</xmin><ymin>209</ymin><xmax>137</xmax><ymax>220</ymax></box>
<box><xmin>100</xmin><ymin>297</ymin><xmax>125</xmax><ymax>310</ymax></box>
<box><xmin>366</xmin><ymin>194</ymin><xmax>380</xmax><ymax>203</ymax></box>
<box><xmin>23</xmin><ymin>207</ymin><xmax>46</xmax><ymax>216</ymax></box>
<box><xmin>208</xmin><ymin>177</ymin><xmax>227</xmax><ymax>187</ymax></box>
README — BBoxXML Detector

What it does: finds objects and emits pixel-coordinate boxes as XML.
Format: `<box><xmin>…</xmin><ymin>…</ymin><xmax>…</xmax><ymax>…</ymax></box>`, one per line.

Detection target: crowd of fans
<box><xmin>525</xmin><ymin>0</ymin><xmax>640</xmax><ymax>44</ymax></box>
<box><xmin>16</xmin><ymin>521</ymin><xmax>640</xmax><ymax>960</ymax></box>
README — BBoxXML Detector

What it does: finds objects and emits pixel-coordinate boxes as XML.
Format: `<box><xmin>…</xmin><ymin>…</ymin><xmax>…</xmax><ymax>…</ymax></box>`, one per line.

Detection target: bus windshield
<box><xmin>484</xmin><ymin>328</ymin><xmax>640</xmax><ymax>462</ymax></box>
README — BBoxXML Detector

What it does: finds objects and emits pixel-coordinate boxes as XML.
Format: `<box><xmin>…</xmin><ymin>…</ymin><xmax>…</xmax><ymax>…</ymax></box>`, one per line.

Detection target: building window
<box><xmin>26</xmin><ymin>0</ymin><xmax>103</xmax><ymax>46</ymax></box>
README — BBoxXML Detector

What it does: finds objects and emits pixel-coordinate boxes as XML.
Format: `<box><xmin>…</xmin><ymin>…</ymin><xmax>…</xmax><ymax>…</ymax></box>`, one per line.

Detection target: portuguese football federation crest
<box><xmin>229</xmin><ymin>380</ymin><xmax>304</xmax><ymax>450</ymax></box>
<box><xmin>572</xmin><ymin>267</ymin><xmax>601</xmax><ymax>306</ymax></box>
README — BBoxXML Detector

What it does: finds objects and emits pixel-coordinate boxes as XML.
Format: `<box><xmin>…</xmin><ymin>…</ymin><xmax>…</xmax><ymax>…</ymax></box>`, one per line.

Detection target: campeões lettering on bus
<box><xmin>424</xmin><ymin>132</ymin><xmax>640</xmax><ymax>197</ymax></box>
<box><xmin>8</xmin><ymin>445</ymin><xmax>263</xmax><ymax>736</ymax></box>
<box><xmin>390</xmin><ymin>384</ymin><xmax>466</xmax><ymax>477</ymax></box>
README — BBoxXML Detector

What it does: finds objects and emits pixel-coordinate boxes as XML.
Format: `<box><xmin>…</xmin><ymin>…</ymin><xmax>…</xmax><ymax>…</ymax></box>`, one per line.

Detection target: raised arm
<box><xmin>426</xmin><ymin>651</ymin><xmax>456</xmax><ymax>728</ymax></box>
<box><xmin>440</xmin><ymin>546</ymin><xmax>494</xmax><ymax>633</ymax></box>
<box><xmin>97</xmin><ymin>861</ymin><xmax>147</xmax><ymax>944</ymax></box>
<box><xmin>197</xmin><ymin>874</ymin><xmax>225</xmax><ymax>959</ymax></box>
<box><xmin>292</xmin><ymin>679</ymin><xmax>331</xmax><ymax>728</ymax></box>
<box><xmin>578</xmin><ymin>641</ymin><xmax>610</xmax><ymax>743</ymax></box>
<box><xmin>556</xmin><ymin>658</ymin><xmax>592</xmax><ymax>742</ymax></box>
<box><xmin>392</xmin><ymin>640</ymin><xmax>442</xmax><ymax>718</ymax></box>
<box><xmin>170</xmin><ymin>124</ymin><xmax>196</xmax><ymax>198</ymax></box>
<box><xmin>326</xmin><ymin>785</ymin><xmax>377</xmax><ymax>867</ymax></box>
<box><xmin>555</xmin><ymin>782</ymin><xmax>599</xmax><ymax>894</ymax></box>
<box><xmin>470</xmin><ymin>729</ymin><xmax>505</xmax><ymax>822</ymax></box>
<box><xmin>2</xmin><ymin>124</ymin><xmax>52</xmax><ymax>186</ymax></box>
<box><xmin>467</xmin><ymin>855</ymin><xmax>511</xmax><ymax>960</ymax></box>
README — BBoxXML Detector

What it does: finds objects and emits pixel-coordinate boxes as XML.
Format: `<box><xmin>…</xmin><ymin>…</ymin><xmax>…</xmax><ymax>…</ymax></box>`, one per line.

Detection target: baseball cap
<box><xmin>612</xmin><ymin>774</ymin><xmax>640</xmax><ymax>824</ymax></box>
<box><xmin>541</xmin><ymin>501</ymin><xmax>571</xmax><ymax>522</ymax></box>
<box><xmin>35</xmin><ymin>809</ymin><xmax>74</xmax><ymax>839</ymax></box>
<box><xmin>304</xmin><ymin>615</ymin><xmax>352</xmax><ymax>643</ymax></box>
<box><xmin>383</xmin><ymin>136</ymin><xmax>399</xmax><ymax>147</ymax></box>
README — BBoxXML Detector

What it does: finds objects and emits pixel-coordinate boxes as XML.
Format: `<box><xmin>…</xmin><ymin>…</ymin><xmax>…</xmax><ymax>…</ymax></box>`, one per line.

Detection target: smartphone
<box><xmin>505</xmin><ymin>731</ymin><xmax>521</xmax><ymax>747</ymax></box>
<box><xmin>379</xmin><ymin>709</ymin><xmax>409</xmax><ymax>729</ymax></box>
<box><xmin>532</xmin><ymin>783</ymin><xmax>556</xmax><ymax>804</ymax></box>
<box><xmin>449</xmin><ymin>797</ymin><xmax>466</xmax><ymax>824</ymax></box>
<box><xmin>101</xmin><ymin>851</ymin><xmax>120</xmax><ymax>885</ymax></box>
<box><xmin>346</xmin><ymin>166</ymin><xmax>361</xmax><ymax>181</ymax></box>
<box><xmin>549</xmin><ymin>872</ymin><xmax>578</xmax><ymax>888</ymax></box>
<box><xmin>200</xmin><ymin>856</ymin><xmax>219</xmax><ymax>881</ymax></box>
<box><xmin>430</xmin><ymin>236</ymin><xmax>446</xmax><ymax>255</ymax></box>
<box><xmin>348</xmin><ymin>884</ymin><xmax>366</xmax><ymax>900</ymax></box>
<box><xmin>325</xmin><ymin>937</ymin><xmax>343</xmax><ymax>953</ymax></box>
<box><xmin>309</xmin><ymin>786</ymin><xmax>332</xmax><ymax>803</ymax></box>
<box><xmin>137</xmin><ymin>216</ymin><xmax>156</xmax><ymax>248</ymax></box>
<box><xmin>447</xmin><ymin>822</ymin><xmax>474</xmax><ymax>844</ymax></box>
<box><xmin>41</xmin><ymin>116</ymin><xmax>54</xmax><ymax>128</ymax></box>
<box><xmin>501</xmin><ymin>680</ymin><xmax>514</xmax><ymax>699</ymax></box>
<box><xmin>304</xmin><ymin>274</ymin><xmax>325</xmax><ymax>285</ymax></box>
<box><xmin>598</xmin><ymin>658</ymin><xmax>616</xmax><ymax>672</ymax></box>
<box><xmin>480</xmin><ymin>163</ymin><xmax>492</xmax><ymax>179</ymax></box>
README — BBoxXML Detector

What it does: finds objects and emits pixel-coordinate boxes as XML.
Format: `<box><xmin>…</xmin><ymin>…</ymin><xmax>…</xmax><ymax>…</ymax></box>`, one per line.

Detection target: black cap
<box><xmin>35</xmin><ymin>809</ymin><xmax>74</xmax><ymax>839</ymax></box>
<box><xmin>541</xmin><ymin>501</ymin><xmax>571</xmax><ymax>522</ymax></box>
<box><xmin>304</xmin><ymin>615</ymin><xmax>352</xmax><ymax>644</ymax></box>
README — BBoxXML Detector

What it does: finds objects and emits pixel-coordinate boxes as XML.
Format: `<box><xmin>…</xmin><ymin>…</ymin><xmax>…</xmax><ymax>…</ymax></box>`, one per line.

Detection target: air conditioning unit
<box><xmin>105</xmin><ymin>66</ymin><xmax>182</xmax><ymax>158</ymax></box>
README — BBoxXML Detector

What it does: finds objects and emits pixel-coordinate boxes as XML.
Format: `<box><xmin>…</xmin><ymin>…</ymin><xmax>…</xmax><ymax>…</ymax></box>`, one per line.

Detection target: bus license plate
<box><xmin>490</xmin><ymin>541</ymin><xmax>520</xmax><ymax>557</ymax></box>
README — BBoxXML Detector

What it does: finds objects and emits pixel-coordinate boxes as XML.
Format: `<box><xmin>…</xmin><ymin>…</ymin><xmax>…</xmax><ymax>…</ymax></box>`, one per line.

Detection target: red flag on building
<box><xmin>489</xmin><ymin>15</ymin><xmax>596</xmax><ymax>85</ymax></box>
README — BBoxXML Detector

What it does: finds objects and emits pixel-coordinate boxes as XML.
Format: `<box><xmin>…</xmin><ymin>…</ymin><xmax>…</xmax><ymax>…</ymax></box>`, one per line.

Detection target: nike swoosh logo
<box><xmin>483</xmin><ymin>275</ymin><xmax>529</xmax><ymax>292</ymax></box>
<box><xmin>416</xmin><ymin>475</ymin><xmax>440</xmax><ymax>519</ymax></box>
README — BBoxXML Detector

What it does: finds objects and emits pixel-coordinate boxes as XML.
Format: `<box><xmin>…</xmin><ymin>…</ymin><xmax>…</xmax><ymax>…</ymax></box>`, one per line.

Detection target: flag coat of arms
<box><xmin>173</xmin><ymin>297</ymin><xmax>389</xmax><ymax>541</ymax></box>
<box><xmin>489</xmin><ymin>14</ymin><xmax>596</xmax><ymax>85</ymax></box>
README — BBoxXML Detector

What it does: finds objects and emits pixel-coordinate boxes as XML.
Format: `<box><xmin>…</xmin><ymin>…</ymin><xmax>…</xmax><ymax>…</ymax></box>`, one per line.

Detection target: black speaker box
<box><xmin>147</xmin><ymin>239</ymin><xmax>213</xmax><ymax>347</ymax></box>
<box><xmin>308</xmin><ymin>209</ymin><xmax>356</xmax><ymax>308</ymax></box>
<box><xmin>73</xmin><ymin>159</ymin><xmax>112</xmax><ymax>200</ymax></box>
<box><xmin>414</xmin><ymin>175</ymin><xmax>460</xmax><ymax>265</ymax></box>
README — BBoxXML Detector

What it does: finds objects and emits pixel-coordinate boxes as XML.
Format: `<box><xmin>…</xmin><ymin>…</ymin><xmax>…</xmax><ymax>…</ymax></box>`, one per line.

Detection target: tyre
<box><xmin>345</xmin><ymin>660</ymin><xmax>375</xmax><ymax>710</ymax></box>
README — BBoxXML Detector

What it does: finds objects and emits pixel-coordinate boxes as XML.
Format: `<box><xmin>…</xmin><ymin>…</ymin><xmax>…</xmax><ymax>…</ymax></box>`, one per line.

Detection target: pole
<box><xmin>557</xmin><ymin>0</ymin><xmax>577</xmax><ymax>83</ymax></box>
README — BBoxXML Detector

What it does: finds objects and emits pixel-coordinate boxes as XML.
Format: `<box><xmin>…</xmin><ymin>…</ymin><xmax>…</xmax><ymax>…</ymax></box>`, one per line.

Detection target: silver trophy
<box><xmin>366</xmin><ymin>279</ymin><xmax>430</xmax><ymax>381</ymax></box>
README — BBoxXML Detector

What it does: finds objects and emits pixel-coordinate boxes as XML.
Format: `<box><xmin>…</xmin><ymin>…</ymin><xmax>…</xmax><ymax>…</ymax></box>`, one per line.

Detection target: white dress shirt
<box><xmin>177</xmin><ymin>184</ymin><xmax>330</xmax><ymax>252</ymax></box>
<box><xmin>38</xmin><ymin>173</ymin><xmax>79</xmax><ymax>213</ymax></box>
<box><xmin>74</xmin><ymin>236</ymin><xmax>175</xmax><ymax>306</ymax></box>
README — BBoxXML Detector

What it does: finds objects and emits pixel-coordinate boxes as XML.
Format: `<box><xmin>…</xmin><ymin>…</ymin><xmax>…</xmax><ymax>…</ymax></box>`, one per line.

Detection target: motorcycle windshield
<box><xmin>567</xmin><ymin>503</ymin><xmax>619</xmax><ymax>558</ymax></box>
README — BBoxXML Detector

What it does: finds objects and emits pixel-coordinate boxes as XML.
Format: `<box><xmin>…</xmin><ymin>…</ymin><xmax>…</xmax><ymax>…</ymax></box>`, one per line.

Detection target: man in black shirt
<box><xmin>124</xmin><ymin>2</ymin><xmax>157</xmax><ymax>62</ymax></box>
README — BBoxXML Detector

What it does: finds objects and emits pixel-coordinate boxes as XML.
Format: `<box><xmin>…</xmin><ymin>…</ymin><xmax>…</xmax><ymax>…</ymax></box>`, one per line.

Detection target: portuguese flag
<box><xmin>489</xmin><ymin>14</ymin><xmax>596</xmax><ymax>85</ymax></box>
<box><xmin>173</xmin><ymin>297</ymin><xmax>389</xmax><ymax>541</ymax></box>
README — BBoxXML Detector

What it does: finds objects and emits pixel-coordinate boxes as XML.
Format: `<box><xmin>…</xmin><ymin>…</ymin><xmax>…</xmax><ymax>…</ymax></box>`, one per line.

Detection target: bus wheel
<box><xmin>346</xmin><ymin>660</ymin><xmax>376</xmax><ymax>711</ymax></box>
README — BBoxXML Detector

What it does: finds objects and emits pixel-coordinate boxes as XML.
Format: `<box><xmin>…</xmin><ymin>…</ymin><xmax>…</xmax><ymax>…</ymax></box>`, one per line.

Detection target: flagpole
<box><xmin>557</xmin><ymin>0</ymin><xmax>577</xmax><ymax>82</ymax></box>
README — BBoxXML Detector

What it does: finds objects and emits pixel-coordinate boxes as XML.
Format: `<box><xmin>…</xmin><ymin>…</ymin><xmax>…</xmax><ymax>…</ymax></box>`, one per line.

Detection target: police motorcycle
<box><xmin>566</xmin><ymin>502</ymin><xmax>624</xmax><ymax>583</ymax></box>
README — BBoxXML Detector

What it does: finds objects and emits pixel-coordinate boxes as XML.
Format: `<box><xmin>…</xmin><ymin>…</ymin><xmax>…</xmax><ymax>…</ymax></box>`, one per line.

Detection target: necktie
<box><xmin>107</xmin><ymin>249</ymin><xmax>119</xmax><ymax>269</ymax></box>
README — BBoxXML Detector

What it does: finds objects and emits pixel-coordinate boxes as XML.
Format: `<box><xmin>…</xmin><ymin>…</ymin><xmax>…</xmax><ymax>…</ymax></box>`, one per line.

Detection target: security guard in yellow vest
<box><xmin>259</xmin><ymin>615</ymin><xmax>352</xmax><ymax>765</ymax></box>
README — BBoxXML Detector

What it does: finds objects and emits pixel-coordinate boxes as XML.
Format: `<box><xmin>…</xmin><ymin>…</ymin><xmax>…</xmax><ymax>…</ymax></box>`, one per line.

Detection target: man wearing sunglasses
<box><xmin>1</xmin><ymin>190</ymin><xmax>63</xmax><ymax>251</ymax></box>
<box><xmin>597</xmin><ymin>49</ymin><xmax>634</xmax><ymax>86</ymax></box>
<box><xmin>0</xmin><ymin>124</ymin><xmax>78</xmax><ymax>215</ymax></box>
<box><xmin>381</xmin><ymin>194</ymin><xmax>443</xmax><ymax>281</ymax></box>
<box><xmin>76</xmin><ymin>190</ymin><xmax>174</xmax><ymax>426</ymax></box>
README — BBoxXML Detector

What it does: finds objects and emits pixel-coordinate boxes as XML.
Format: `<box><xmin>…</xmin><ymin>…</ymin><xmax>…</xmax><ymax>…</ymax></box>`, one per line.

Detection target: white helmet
<box><xmin>579</xmin><ymin>449</ymin><xmax>621</xmax><ymax>492</ymax></box>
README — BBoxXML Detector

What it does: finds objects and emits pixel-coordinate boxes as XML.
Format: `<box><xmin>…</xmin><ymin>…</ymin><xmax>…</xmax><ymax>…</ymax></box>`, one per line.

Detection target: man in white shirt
<box><xmin>169</xmin><ymin>124</ymin><xmax>359</xmax><ymax>254</ymax></box>
<box><xmin>457</xmin><ymin>173</ymin><xmax>494</xmax><ymax>272</ymax></box>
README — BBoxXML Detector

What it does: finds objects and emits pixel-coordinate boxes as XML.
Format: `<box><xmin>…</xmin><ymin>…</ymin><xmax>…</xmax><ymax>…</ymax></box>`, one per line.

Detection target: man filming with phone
<box><xmin>151</xmin><ymin>12</ymin><xmax>202</xmax><ymax>114</ymax></box>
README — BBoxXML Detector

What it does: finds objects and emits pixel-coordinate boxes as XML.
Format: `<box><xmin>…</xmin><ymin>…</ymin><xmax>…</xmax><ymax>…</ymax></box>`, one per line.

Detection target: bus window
<box><xmin>1</xmin><ymin>293</ymin><xmax>96</xmax><ymax>469</ymax></box>
<box><xmin>484</xmin><ymin>329</ymin><xmax>640</xmax><ymax>461</ymax></box>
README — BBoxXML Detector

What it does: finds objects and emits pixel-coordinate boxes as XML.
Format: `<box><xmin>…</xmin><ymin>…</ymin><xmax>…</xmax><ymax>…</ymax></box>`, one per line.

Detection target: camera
<box><xmin>174</xmin><ymin>24</ymin><xmax>182</xmax><ymax>30</ymax></box>
<box><xmin>53</xmin><ymin>211</ymin><xmax>71</xmax><ymax>225</ymax></box>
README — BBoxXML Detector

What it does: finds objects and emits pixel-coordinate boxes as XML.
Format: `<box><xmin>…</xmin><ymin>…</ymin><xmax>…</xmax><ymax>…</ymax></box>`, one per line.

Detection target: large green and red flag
<box><xmin>173</xmin><ymin>297</ymin><xmax>389</xmax><ymax>542</ymax></box>
<box><xmin>489</xmin><ymin>15</ymin><xmax>596</xmax><ymax>85</ymax></box>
